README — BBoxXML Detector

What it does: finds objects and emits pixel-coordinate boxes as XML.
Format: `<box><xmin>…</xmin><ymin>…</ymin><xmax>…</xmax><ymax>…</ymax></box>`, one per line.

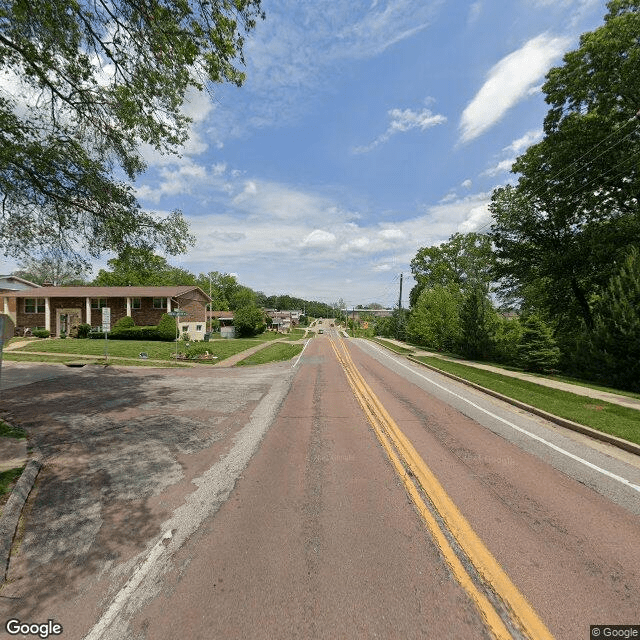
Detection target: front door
<box><xmin>56</xmin><ymin>309</ymin><xmax>82</xmax><ymax>337</ymax></box>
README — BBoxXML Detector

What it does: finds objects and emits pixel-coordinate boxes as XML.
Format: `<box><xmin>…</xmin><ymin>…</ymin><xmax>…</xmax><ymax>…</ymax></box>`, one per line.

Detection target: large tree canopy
<box><xmin>490</xmin><ymin>0</ymin><xmax>640</xmax><ymax>328</ymax></box>
<box><xmin>409</xmin><ymin>232</ymin><xmax>494</xmax><ymax>307</ymax></box>
<box><xmin>0</xmin><ymin>0</ymin><xmax>263</xmax><ymax>264</ymax></box>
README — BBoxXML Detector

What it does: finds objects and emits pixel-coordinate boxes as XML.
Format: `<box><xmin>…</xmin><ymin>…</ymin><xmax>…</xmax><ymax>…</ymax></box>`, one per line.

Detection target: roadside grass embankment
<box><xmin>413</xmin><ymin>355</ymin><xmax>640</xmax><ymax>446</ymax></box>
<box><xmin>236</xmin><ymin>343</ymin><xmax>304</xmax><ymax>366</ymax></box>
<box><xmin>7</xmin><ymin>335</ymin><xmax>283</xmax><ymax>365</ymax></box>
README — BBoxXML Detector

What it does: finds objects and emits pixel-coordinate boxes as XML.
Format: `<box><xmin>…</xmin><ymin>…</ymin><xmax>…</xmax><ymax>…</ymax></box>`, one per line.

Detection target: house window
<box><xmin>182</xmin><ymin>325</ymin><xmax>189</xmax><ymax>332</ymax></box>
<box><xmin>196</xmin><ymin>325</ymin><xmax>202</xmax><ymax>332</ymax></box>
<box><xmin>132</xmin><ymin>298</ymin><xmax>141</xmax><ymax>310</ymax></box>
<box><xmin>91</xmin><ymin>298</ymin><xmax>107</xmax><ymax>309</ymax></box>
<box><xmin>153</xmin><ymin>298</ymin><xmax>167</xmax><ymax>309</ymax></box>
<box><xmin>24</xmin><ymin>298</ymin><xmax>45</xmax><ymax>313</ymax></box>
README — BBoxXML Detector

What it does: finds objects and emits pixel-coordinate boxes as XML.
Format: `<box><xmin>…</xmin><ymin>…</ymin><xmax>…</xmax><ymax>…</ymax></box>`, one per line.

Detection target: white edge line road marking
<box><xmin>83</xmin><ymin>530</ymin><xmax>173</xmax><ymax>640</ymax></box>
<box><xmin>365</xmin><ymin>342</ymin><xmax>640</xmax><ymax>494</ymax></box>
<box><xmin>292</xmin><ymin>338</ymin><xmax>311</xmax><ymax>368</ymax></box>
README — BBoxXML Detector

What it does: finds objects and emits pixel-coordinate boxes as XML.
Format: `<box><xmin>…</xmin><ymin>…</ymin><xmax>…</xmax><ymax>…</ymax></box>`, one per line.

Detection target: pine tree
<box><xmin>518</xmin><ymin>315</ymin><xmax>560</xmax><ymax>373</ymax></box>
<box><xmin>589</xmin><ymin>248</ymin><xmax>640</xmax><ymax>391</ymax></box>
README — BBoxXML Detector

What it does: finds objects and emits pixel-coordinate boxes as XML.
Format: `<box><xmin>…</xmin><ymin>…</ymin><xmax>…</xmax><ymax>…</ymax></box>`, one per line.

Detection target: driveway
<box><xmin>0</xmin><ymin>361</ymin><xmax>294</xmax><ymax>636</ymax></box>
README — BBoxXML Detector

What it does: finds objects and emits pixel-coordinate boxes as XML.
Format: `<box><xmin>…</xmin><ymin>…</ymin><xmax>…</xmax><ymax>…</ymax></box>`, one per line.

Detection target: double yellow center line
<box><xmin>330</xmin><ymin>336</ymin><xmax>554</xmax><ymax>640</ymax></box>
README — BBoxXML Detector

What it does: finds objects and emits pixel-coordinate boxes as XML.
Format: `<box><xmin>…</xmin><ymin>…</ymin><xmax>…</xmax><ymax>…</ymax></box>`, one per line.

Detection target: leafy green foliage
<box><xmin>586</xmin><ymin>248</ymin><xmax>640</xmax><ymax>391</ymax></box>
<box><xmin>93</xmin><ymin>247</ymin><xmax>197</xmax><ymax>286</ymax></box>
<box><xmin>517</xmin><ymin>315</ymin><xmax>560</xmax><ymax>373</ymax></box>
<box><xmin>1</xmin><ymin>0</ymin><xmax>263</xmax><ymax>263</ymax></box>
<box><xmin>459</xmin><ymin>285</ymin><xmax>498</xmax><ymax>360</ymax></box>
<box><xmin>77</xmin><ymin>323</ymin><xmax>92</xmax><ymax>339</ymax></box>
<box><xmin>489</xmin><ymin>2</ymin><xmax>640</xmax><ymax>330</ymax></box>
<box><xmin>406</xmin><ymin>286</ymin><xmax>461</xmax><ymax>352</ymax></box>
<box><xmin>113</xmin><ymin>316</ymin><xmax>136</xmax><ymax>330</ymax></box>
<box><xmin>156</xmin><ymin>314</ymin><xmax>178</xmax><ymax>341</ymax></box>
<box><xmin>410</xmin><ymin>232</ymin><xmax>494</xmax><ymax>306</ymax></box>
<box><xmin>233</xmin><ymin>304</ymin><xmax>266</xmax><ymax>337</ymax></box>
<box><xmin>31</xmin><ymin>329</ymin><xmax>50</xmax><ymax>338</ymax></box>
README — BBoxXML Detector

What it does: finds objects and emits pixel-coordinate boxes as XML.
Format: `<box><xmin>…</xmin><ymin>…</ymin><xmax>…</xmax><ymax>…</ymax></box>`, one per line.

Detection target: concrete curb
<box><xmin>406</xmin><ymin>355</ymin><xmax>640</xmax><ymax>457</ymax></box>
<box><xmin>0</xmin><ymin>450</ymin><xmax>42</xmax><ymax>585</ymax></box>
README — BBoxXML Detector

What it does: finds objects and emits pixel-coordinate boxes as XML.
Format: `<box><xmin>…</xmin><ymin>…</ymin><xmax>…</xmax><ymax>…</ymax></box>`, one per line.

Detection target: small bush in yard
<box><xmin>32</xmin><ymin>329</ymin><xmax>50</xmax><ymax>338</ymax></box>
<box><xmin>113</xmin><ymin>316</ymin><xmax>135</xmax><ymax>330</ymax></box>
<box><xmin>157</xmin><ymin>314</ymin><xmax>178</xmax><ymax>341</ymax></box>
<box><xmin>77</xmin><ymin>323</ymin><xmax>91</xmax><ymax>338</ymax></box>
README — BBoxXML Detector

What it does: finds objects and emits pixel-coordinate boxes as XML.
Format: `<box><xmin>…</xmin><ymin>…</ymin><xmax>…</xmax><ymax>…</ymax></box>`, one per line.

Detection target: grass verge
<box><xmin>9</xmin><ymin>336</ymin><xmax>281</xmax><ymax>364</ymax></box>
<box><xmin>0</xmin><ymin>421</ymin><xmax>26</xmax><ymax>439</ymax></box>
<box><xmin>236</xmin><ymin>343</ymin><xmax>303</xmax><ymax>366</ymax></box>
<box><xmin>371</xmin><ymin>337</ymin><xmax>415</xmax><ymax>354</ymax></box>
<box><xmin>414</xmin><ymin>355</ymin><xmax>640</xmax><ymax>445</ymax></box>
<box><xmin>0</xmin><ymin>467</ymin><xmax>25</xmax><ymax>507</ymax></box>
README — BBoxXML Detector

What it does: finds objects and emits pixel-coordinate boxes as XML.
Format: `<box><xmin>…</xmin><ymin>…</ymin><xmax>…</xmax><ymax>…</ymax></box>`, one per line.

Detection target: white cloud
<box><xmin>459</xmin><ymin>33</ymin><xmax>571</xmax><ymax>143</ymax></box>
<box><xmin>136</xmin><ymin>161</ymin><xmax>208</xmax><ymax>203</ymax></box>
<box><xmin>505</xmin><ymin>128</ymin><xmax>544</xmax><ymax>155</ymax></box>
<box><xmin>461</xmin><ymin>179</ymin><xmax>473</xmax><ymax>189</ymax></box>
<box><xmin>458</xmin><ymin>202</ymin><xmax>491</xmax><ymax>232</ymax></box>
<box><xmin>378</xmin><ymin>228</ymin><xmax>406</xmax><ymax>241</ymax></box>
<box><xmin>354</xmin><ymin>103</ymin><xmax>446</xmax><ymax>153</ymax></box>
<box><xmin>467</xmin><ymin>1</ymin><xmax>482</xmax><ymax>26</ymax></box>
<box><xmin>301</xmin><ymin>229</ymin><xmax>338</xmax><ymax>248</ymax></box>
<box><xmin>482</xmin><ymin>128</ymin><xmax>544</xmax><ymax>176</ymax></box>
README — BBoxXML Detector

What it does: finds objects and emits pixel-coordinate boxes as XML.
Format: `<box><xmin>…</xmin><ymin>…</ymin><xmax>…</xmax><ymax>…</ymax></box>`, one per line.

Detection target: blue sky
<box><xmin>5</xmin><ymin>0</ymin><xmax>611</xmax><ymax>307</ymax></box>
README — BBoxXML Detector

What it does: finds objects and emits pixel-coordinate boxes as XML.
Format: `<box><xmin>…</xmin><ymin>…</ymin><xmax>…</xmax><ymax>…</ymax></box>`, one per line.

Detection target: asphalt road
<box><xmin>1</xmin><ymin>335</ymin><xmax>639</xmax><ymax>639</ymax></box>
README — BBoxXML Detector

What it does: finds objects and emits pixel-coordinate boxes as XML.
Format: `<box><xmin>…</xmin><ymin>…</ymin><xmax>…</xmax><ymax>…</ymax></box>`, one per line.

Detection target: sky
<box><xmin>4</xmin><ymin>0</ymin><xmax>611</xmax><ymax>308</ymax></box>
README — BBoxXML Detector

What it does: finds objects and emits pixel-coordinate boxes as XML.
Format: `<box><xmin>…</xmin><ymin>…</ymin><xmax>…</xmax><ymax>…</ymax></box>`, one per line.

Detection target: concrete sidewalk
<box><xmin>376</xmin><ymin>338</ymin><xmax>640</xmax><ymax>411</ymax></box>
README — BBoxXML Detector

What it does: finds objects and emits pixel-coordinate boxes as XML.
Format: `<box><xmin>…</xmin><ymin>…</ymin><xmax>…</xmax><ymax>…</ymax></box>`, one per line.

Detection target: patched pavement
<box><xmin>0</xmin><ymin>361</ymin><xmax>294</xmax><ymax>636</ymax></box>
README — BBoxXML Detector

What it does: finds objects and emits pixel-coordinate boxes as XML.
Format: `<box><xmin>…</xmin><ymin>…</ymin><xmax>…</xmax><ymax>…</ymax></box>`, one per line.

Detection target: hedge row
<box><xmin>88</xmin><ymin>326</ymin><xmax>170</xmax><ymax>341</ymax></box>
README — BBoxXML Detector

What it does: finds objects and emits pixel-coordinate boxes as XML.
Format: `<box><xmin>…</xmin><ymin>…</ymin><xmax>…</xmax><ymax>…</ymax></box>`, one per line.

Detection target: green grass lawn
<box><xmin>413</xmin><ymin>355</ymin><xmax>640</xmax><ymax>445</ymax></box>
<box><xmin>0</xmin><ymin>421</ymin><xmax>26</xmax><ymax>439</ymax></box>
<box><xmin>371</xmin><ymin>337</ymin><xmax>416</xmax><ymax>354</ymax></box>
<box><xmin>235</xmin><ymin>343</ymin><xmax>303</xmax><ymax>366</ymax></box>
<box><xmin>9</xmin><ymin>336</ymin><xmax>282</xmax><ymax>364</ymax></box>
<box><xmin>0</xmin><ymin>466</ymin><xmax>25</xmax><ymax>509</ymax></box>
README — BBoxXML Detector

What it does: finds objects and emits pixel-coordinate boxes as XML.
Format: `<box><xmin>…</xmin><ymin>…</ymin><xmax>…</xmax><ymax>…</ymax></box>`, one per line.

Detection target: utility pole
<box><xmin>396</xmin><ymin>273</ymin><xmax>403</xmax><ymax>340</ymax></box>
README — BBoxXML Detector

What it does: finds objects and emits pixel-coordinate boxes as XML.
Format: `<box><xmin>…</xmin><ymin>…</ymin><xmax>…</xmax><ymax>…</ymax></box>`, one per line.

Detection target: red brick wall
<box><xmin>15</xmin><ymin>293</ymin><xmax>206</xmax><ymax>334</ymax></box>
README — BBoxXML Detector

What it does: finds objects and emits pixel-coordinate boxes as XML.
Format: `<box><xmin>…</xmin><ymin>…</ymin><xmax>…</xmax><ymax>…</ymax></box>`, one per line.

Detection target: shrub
<box><xmin>157</xmin><ymin>313</ymin><xmax>178</xmax><ymax>341</ymax></box>
<box><xmin>113</xmin><ymin>316</ymin><xmax>135</xmax><ymax>330</ymax></box>
<box><xmin>59</xmin><ymin>331</ymin><xmax>67</xmax><ymax>339</ymax></box>
<box><xmin>89</xmin><ymin>326</ymin><xmax>160</xmax><ymax>340</ymax></box>
<box><xmin>77</xmin><ymin>323</ymin><xmax>91</xmax><ymax>339</ymax></box>
<box><xmin>32</xmin><ymin>329</ymin><xmax>50</xmax><ymax>338</ymax></box>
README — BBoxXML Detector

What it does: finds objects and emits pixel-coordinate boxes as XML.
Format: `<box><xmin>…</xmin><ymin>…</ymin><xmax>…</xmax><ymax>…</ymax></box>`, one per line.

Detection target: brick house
<box><xmin>6</xmin><ymin>285</ymin><xmax>211</xmax><ymax>339</ymax></box>
<box><xmin>0</xmin><ymin>275</ymin><xmax>41</xmax><ymax>337</ymax></box>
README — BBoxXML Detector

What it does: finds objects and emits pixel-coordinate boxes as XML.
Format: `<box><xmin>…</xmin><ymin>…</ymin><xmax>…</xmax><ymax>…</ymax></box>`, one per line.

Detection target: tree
<box><xmin>233</xmin><ymin>304</ymin><xmax>265</xmax><ymax>338</ymax></box>
<box><xmin>517</xmin><ymin>315</ymin><xmax>560</xmax><ymax>373</ymax></box>
<box><xmin>587</xmin><ymin>248</ymin><xmax>640</xmax><ymax>391</ymax></box>
<box><xmin>92</xmin><ymin>247</ymin><xmax>196</xmax><ymax>286</ymax></box>
<box><xmin>410</xmin><ymin>232</ymin><xmax>494</xmax><ymax>307</ymax></box>
<box><xmin>13</xmin><ymin>250</ymin><xmax>89</xmax><ymax>285</ymax></box>
<box><xmin>459</xmin><ymin>284</ymin><xmax>497</xmax><ymax>360</ymax></box>
<box><xmin>406</xmin><ymin>286</ymin><xmax>461</xmax><ymax>352</ymax></box>
<box><xmin>1</xmin><ymin>0</ymin><xmax>264</xmax><ymax>263</ymax></box>
<box><xmin>489</xmin><ymin>1</ymin><xmax>640</xmax><ymax>329</ymax></box>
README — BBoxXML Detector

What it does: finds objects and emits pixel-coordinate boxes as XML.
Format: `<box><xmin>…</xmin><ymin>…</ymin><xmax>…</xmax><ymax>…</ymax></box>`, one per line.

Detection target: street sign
<box><xmin>168</xmin><ymin>310</ymin><xmax>188</xmax><ymax>317</ymax></box>
<box><xmin>102</xmin><ymin>307</ymin><xmax>111</xmax><ymax>332</ymax></box>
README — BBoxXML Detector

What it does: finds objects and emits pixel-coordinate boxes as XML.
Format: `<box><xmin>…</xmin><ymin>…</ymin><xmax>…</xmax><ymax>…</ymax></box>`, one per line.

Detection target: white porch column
<box><xmin>127</xmin><ymin>297</ymin><xmax>132</xmax><ymax>317</ymax></box>
<box><xmin>86</xmin><ymin>297</ymin><xmax>92</xmax><ymax>326</ymax></box>
<box><xmin>45</xmin><ymin>298</ymin><xmax>51</xmax><ymax>333</ymax></box>
<box><xmin>3</xmin><ymin>297</ymin><xmax>8</xmax><ymax>315</ymax></box>
<box><xmin>167</xmin><ymin>297</ymin><xmax>172</xmax><ymax>313</ymax></box>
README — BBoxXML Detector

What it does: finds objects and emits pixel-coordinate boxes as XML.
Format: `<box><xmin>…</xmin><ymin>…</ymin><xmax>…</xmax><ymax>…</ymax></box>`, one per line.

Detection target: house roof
<box><xmin>8</xmin><ymin>285</ymin><xmax>211</xmax><ymax>301</ymax></box>
<box><xmin>0</xmin><ymin>275</ymin><xmax>41</xmax><ymax>291</ymax></box>
<box><xmin>207</xmin><ymin>310</ymin><xmax>234</xmax><ymax>319</ymax></box>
